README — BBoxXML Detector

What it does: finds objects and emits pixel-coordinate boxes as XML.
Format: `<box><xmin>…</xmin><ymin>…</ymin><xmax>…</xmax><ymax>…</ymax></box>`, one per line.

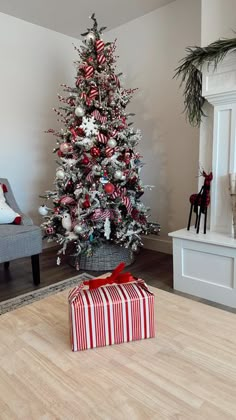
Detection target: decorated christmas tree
<box><xmin>39</xmin><ymin>14</ymin><xmax>160</xmax><ymax>269</ymax></box>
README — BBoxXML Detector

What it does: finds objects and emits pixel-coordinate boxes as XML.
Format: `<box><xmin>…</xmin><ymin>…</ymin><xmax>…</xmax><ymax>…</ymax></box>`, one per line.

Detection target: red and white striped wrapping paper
<box><xmin>68</xmin><ymin>279</ymin><xmax>155</xmax><ymax>351</ymax></box>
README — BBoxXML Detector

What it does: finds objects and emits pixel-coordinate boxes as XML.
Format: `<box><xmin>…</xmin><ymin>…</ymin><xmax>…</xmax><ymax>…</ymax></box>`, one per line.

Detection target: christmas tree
<box><xmin>39</xmin><ymin>14</ymin><xmax>160</xmax><ymax>268</ymax></box>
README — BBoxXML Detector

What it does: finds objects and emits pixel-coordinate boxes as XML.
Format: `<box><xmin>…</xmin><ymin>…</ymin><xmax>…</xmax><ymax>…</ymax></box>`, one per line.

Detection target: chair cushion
<box><xmin>0</xmin><ymin>224</ymin><xmax>42</xmax><ymax>263</ymax></box>
<box><xmin>0</xmin><ymin>183</ymin><xmax>21</xmax><ymax>224</ymax></box>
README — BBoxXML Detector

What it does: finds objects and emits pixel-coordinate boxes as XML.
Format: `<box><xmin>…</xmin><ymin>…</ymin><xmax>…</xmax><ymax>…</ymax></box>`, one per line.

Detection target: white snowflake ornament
<box><xmin>81</xmin><ymin>116</ymin><xmax>98</xmax><ymax>136</ymax></box>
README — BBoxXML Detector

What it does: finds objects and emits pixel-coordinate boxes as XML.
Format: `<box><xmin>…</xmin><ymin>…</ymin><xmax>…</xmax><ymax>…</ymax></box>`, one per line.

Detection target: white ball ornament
<box><xmin>86</xmin><ymin>32</ymin><xmax>96</xmax><ymax>43</ymax></box>
<box><xmin>60</xmin><ymin>142</ymin><xmax>72</xmax><ymax>154</ymax></box>
<box><xmin>75</xmin><ymin>106</ymin><xmax>85</xmax><ymax>117</ymax></box>
<box><xmin>38</xmin><ymin>205</ymin><xmax>49</xmax><ymax>216</ymax></box>
<box><xmin>114</xmin><ymin>170</ymin><xmax>123</xmax><ymax>180</ymax></box>
<box><xmin>56</xmin><ymin>168</ymin><xmax>65</xmax><ymax>180</ymax></box>
<box><xmin>107</xmin><ymin>138</ymin><xmax>117</xmax><ymax>148</ymax></box>
<box><xmin>74</xmin><ymin>224</ymin><xmax>83</xmax><ymax>234</ymax></box>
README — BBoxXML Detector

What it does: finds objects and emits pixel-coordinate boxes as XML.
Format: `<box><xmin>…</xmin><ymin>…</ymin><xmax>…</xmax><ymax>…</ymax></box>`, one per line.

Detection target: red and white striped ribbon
<box><xmin>105</xmin><ymin>146</ymin><xmax>119</xmax><ymax>157</ymax></box>
<box><xmin>96</xmin><ymin>39</ymin><xmax>105</xmax><ymax>53</ymax></box>
<box><xmin>84</xmin><ymin>65</ymin><xmax>94</xmax><ymax>79</ymax></box>
<box><xmin>109</xmin><ymin>129</ymin><xmax>119</xmax><ymax>138</ymax></box>
<box><xmin>110</xmin><ymin>186</ymin><xmax>132</xmax><ymax>213</ymax></box>
<box><xmin>80</xmin><ymin>92</ymin><xmax>87</xmax><ymax>101</ymax></box>
<box><xmin>97</xmin><ymin>132</ymin><xmax>108</xmax><ymax>144</ymax></box>
<box><xmin>90</xmin><ymin>208</ymin><xmax>114</xmax><ymax>221</ymax></box>
<box><xmin>85</xmin><ymin>171</ymin><xmax>94</xmax><ymax>182</ymax></box>
<box><xmin>100</xmin><ymin>115</ymin><xmax>107</xmax><ymax>124</ymax></box>
<box><xmin>92</xmin><ymin>110</ymin><xmax>107</xmax><ymax>124</ymax></box>
<box><xmin>87</xmin><ymin>157</ymin><xmax>98</xmax><ymax>169</ymax></box>
<box><xmin>76</xmin><ymin>76</ymin><xmax>83</xmax><ymax>87</ymax></box>
<box><xmin>69</xmin><ymin>280</ymin><xmax>155</xmax><ymax>351</ymax></box>
<box><xmin>111</xmin><ymin>186</ymin><xmax>125</xmax><ymax>199</ymax></box>
<box><xmin>109</xmin><ymin>74</ymin><xmax>120</xmax><ymax>87</ymax></box>
<box><xmin>97</xmin><ymin>54</ymin><xmax>106</xmax><ymax>65</ymax></box>
<box><xmin>122</xmin><ymin>196</ymin><xmax>132</xmax><ymax>214</ymax></box>
<box><xmin>60</xmin><ymin>195</ymin><xmax>76</xmax><ymax>206</ymax></box>
<box><xmin>86</xmin><ymin>87</ymin><xmax>99</xmax><ymax>105</ymax></box>
<box><xmin>81</xmin><ymin>87</ymin><xmax>99</xmax><ymax>106</ymax></box>
<box><xmin>105</xmin><ymin>146</ymin><xmax>114</xmax><ymax>157</ymax></box>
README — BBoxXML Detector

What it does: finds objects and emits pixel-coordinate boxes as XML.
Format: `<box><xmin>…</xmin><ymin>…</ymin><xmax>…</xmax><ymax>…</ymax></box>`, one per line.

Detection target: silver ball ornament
<box><xmin>74</xmin><ymin>224</ymin><xmax>83</xmax><ymax>234</ymax></box>
<box><xmin>38</xmin><ymin>205</ymin><xmax>49</xmax><ymax>216</ymax></box>
<box><xmin>114</xmin><ymin>170</ymin><xmax>123</xmax><ymax>180</ymax></box>
<box><xmin>107</xmin><ymin>138</ymin><xmax>117</xmax><ymax>148</ymax></box>
<box><xmin>86</xmin><ymin>32</ymin><xmax>96</xmax><ymax>43</ymax></box>
<box><xmin>75</xmin><ymin>106</ymin><xmax>85</xmax><ymax>117</ymax></box>
<box><xmin>56</xmin><ymin>168</ymin><xmax>65</xmax><ymax>180</ymax></box>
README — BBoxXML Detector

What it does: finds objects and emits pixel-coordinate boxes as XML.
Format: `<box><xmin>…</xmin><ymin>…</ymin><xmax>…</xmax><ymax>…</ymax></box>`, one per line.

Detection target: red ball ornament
<box><xmin>58</xmin><ymin>149</ymin><xmax>66</xmax><ymax>158</ymax></box>
<box><xmin>82</xmin><ymin>194</ymin><xmax>91</xmax><ymax>209</ymax></box>
<box><xmin>104</xmin><ymin>183</ymin><xmax>115</xmax><ymax>194</ymax></box>
<box><xmin>46</xmin><ymin>226</ymin><xmax>54</xmax><ymax>235</ymax></box>
<box><xmin>83</xmin><ymin>200</ymin><xmax>90</xmax><ymax>209</ymax></box>
<box><xmin>90</xmin><ymin>147</ymin><xmax>100</xmax><ymax>157</ymax></box>
<box><xmin>65</xmin><ymin>179</ymin><xmax>74</xmax><ymax>193</ymax></box>
<box><xmin>82</xmin><ymin>155</ymin><xmax>90</xmax><ymax>165</ymax></box>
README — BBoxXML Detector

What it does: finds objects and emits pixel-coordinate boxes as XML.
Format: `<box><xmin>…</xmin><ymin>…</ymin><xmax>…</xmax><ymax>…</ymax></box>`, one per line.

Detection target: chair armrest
<box><xmin>21</xmin><ymin>214</ymin><xmax>33</xmax><ymax>226</ymax></box>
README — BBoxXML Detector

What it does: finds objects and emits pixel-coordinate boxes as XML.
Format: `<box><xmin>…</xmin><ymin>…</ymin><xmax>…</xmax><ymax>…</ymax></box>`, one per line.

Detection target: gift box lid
<box><xmin>68</xmin><ymin>263</ymin><xmax>154</xmax><ymax>306</ymax></box>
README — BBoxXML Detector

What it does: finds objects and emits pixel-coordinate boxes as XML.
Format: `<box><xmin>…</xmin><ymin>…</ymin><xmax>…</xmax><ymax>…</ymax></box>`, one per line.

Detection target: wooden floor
<box><xmin>1</xmin><ymin>246</ymin><xmax>235</xmax><ymax>313</ymax></box>
<box><xmin>0</xmin><ymin>282</ymin><xmax>235</xmax><ymax>419</ymax></box>
<box><xmin>0</xmin><ymin>247</ymin><xmax>173</xmax><ymax>301</ymax></box>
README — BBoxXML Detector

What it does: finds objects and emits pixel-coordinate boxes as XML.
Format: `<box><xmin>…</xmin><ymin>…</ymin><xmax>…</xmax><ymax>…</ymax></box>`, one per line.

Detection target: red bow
<box><xmin>84</xmin><ymin>262</ymin><xmax>134</xmax><ymax>289</ymax></box>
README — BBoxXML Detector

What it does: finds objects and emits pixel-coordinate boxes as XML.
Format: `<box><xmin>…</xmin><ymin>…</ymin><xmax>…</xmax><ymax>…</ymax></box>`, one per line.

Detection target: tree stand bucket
<box><xmin>79</xmin><ymin>243</ymin><xmax>135</xmax><ymax>271</ymax></box>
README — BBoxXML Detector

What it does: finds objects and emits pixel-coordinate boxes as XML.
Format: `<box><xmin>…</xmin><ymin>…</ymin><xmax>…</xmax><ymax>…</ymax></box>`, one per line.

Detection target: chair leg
<box><xmin>4</xmin><ymin>261</ymin><xmax>10</xmax><ymax>269</ymax></box>
<box><xmin>187</xmin><ymin>204</ymin><xmax>193</xmax><ymax>230</ymax></box>
<box><xmin>31</xmin><ymin>254</ymin><xmax>40</xmax><ymax>286</ymax></box>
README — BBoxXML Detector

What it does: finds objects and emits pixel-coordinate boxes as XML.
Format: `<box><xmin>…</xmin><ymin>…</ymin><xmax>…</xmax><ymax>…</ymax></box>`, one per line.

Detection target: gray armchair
<box><xmin>0</xmin><ymin>178</ymin><xmax>42</xmax><ymax>285</ymax></box>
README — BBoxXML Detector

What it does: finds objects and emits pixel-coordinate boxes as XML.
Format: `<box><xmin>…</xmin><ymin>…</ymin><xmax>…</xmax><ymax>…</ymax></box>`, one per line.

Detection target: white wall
<box><xmin>201</xmin><ymin>0</ymin><xmax>236</xmax><ymax>46</ymax></box>
<box><xmin>106</xmin><ymin>0</ymin><xmax>201</xmax><ymax>252</ymax></box>
<box><xmin>0</xmin><ymin>12</ymin><xmax>80</xmax><ymax>225</ymax></box>
<box><xmin>0</xmin><ymin>2</ymin><xmax>201</xmax><ymax>254</ymax></box>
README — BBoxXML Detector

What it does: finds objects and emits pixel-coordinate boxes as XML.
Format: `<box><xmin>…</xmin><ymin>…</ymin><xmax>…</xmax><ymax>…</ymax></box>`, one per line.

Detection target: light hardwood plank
<box><xmin>0</xmin><ymin>277</ymin><xmax>235</xmax><ymax>419</ymax></box>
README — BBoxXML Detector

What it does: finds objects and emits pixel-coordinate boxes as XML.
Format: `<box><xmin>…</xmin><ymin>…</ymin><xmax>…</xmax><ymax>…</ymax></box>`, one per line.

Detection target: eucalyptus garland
<box><xmin>174</xmin><ymin>37</ymin><xmax>236</xmax><ymax>127</ymax></box>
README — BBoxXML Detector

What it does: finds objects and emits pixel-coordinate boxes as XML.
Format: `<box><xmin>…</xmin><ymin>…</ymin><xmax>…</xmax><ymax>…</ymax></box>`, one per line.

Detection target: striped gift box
<box><xmin>68</xmin><ymin>264</ymin><xmax>155</xmax><ymax>351</ymax></box>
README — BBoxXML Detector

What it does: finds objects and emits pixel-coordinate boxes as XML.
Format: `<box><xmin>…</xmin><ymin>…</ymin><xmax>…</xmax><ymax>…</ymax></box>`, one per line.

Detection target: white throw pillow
<box><xmin>0</xmin><ymin>183</ymin><xmax>21</xmax><ymax>224</ymax></box>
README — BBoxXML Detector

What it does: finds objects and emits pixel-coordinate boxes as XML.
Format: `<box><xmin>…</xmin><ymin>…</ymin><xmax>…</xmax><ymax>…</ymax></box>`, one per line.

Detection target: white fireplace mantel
<box><xmin>169</xmin><ymin>52</ymin><xmax>236</xmax><ymax>309</ymax></box>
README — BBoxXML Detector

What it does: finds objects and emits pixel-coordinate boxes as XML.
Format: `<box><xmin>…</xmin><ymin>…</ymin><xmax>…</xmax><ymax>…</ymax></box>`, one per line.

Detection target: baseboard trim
<box><xmin>142</xmin><ymin>235</ymin><xmax>173</xmax><ymax>255</ymax></box>
<box><xmin>43</xmin><ymin>241</ymin><xmax>56</xmax><ymax>250</ymax></box>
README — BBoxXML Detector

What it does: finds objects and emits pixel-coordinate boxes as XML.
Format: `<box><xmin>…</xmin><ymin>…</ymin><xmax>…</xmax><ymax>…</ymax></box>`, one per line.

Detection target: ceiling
<box><xmin>0</xmin><ymin>0</ymin><xmax>176</xmax><ymax>39</ymax></box>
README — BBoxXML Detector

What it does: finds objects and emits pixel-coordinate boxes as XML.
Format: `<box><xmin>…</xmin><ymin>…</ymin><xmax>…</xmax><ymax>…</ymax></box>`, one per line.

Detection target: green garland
<box><xmin>174</xmin><ymin>37</ymin><xmax>236</xmax><ymax>127</ymax></box>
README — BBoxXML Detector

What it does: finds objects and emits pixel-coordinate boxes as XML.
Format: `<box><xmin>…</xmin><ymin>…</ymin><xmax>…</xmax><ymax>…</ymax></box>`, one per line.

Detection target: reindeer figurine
<box><xmin>187</xmin><ymin>170</ymin><xmax>213</xmax><ymax>234</ymax></box>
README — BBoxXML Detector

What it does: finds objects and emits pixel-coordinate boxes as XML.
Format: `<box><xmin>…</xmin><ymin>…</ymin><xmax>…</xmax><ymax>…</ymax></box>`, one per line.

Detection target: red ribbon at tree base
<box><xmin>84</xmin><ymin>262</ymin><xmax>134</xmax><ymax>289</ymax></box>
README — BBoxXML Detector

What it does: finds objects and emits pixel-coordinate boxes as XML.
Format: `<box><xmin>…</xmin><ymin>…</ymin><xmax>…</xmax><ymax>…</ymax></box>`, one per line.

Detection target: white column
<box><xmin>201</xmin><ymin>52</ymin><xmax>236</xmax><ymax>234</ymax></box>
